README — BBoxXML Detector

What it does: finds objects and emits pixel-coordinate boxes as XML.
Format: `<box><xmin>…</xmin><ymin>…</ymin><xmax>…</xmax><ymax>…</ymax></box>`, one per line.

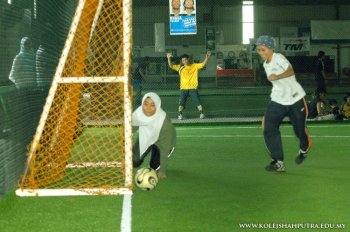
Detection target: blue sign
<box><xmin>170</xmin><ymin>15</ymin><xmax>197</xmax><ymax>35</ymax></box>
<box><xmin>169</xmin><ymin>0</ymin><xmax>197</xmax><ymax>35</ymax></box>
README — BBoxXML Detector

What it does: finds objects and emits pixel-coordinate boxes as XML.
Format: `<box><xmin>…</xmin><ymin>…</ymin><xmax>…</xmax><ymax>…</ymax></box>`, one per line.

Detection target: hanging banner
<box><xmin>280</xmin><ymin>37</ymin><xmax>310</xmax><ymax>52</ymax></box>
<box><xmin>311</xmin><ymin>20</ymin><xmax>350</xmax><ymax>40</ymax></box>
<box><xmin>169</xmin><ymin>0</ymin><xmax>197</xmax><ymax>35</ymax></box>
<box><xmin>155</xmin><ymin>23</ymin><xmax>165</xmax><ymax>52</ymax></box>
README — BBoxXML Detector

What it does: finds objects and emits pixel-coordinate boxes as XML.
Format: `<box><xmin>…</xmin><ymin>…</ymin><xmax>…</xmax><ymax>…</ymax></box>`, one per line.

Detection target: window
<box><xmin>242</xmin><ymin>1</ymin><xmax>254</xmax><ymax>44</ymax></box>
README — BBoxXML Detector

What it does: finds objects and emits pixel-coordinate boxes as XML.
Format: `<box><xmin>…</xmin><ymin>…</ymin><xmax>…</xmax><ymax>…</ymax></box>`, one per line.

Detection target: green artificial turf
<box><xmin>1</xmin><ymin>122</ymin><xmax>349</xmax><ymax>232</ymax></box>
<box><xmin>0</xmin><ymin>194</ymin><xmax>124</xmax><ymax>232</ymax></box>
<box><xmin>133</xmin><ymin>123</ymin><xmax>350</xmax><ymax>232</ymax></box>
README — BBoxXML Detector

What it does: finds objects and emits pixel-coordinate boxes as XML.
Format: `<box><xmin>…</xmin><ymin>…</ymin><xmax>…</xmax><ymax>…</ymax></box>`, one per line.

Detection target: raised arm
<box><xmin>138</xmin><ymin>68</ymin><xmax>147</xmax><ymax>81</ymax></box>
<box><xmin>166</xmin><ymin>53</ymin><xmax>173</xmax><ymax>68</ymax></box>
<box><xmin>201</xmin><ymin>51</ymin><xmax>211</xmax><ymax>67</ymax></box>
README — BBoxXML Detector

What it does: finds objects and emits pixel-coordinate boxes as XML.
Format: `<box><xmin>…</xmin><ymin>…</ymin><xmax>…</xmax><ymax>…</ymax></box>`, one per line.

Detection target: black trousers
<box><xmin>133</xmin><ymin>141</ymin><xmax>160</xmax><ymax>170</ymax></box>
<box><xmin>315</xmin><ymin>77</ymin><xmax>326</xmax><ymax>94</ymax></box>
<box><xmin>263</xmin><ymin>98</ymin><xmax>311</xmax><ymax>161</ymax></box>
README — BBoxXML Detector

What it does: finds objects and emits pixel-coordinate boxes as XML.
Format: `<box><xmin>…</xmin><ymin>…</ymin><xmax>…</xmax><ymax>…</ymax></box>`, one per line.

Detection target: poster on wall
<box><xmin>205</xmin><ymin>27</ymin><xmax>216</xmax><ymax>50</ymax></box>
<box><xmin>216</xmin><ymin>45</ymin><xmax>252</xmax><ymax>70</ymax></box>
<box><xmin>169</xmin><ymin>0</ymin><xmax>197</xmax><ymax>35</ymax></box>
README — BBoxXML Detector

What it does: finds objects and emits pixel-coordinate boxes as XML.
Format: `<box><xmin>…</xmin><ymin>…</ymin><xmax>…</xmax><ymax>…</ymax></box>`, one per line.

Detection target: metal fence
<box><xmin>1</xmin><ymin>0</ymin><xmax>350</xmax><ymax>197</ymax></box>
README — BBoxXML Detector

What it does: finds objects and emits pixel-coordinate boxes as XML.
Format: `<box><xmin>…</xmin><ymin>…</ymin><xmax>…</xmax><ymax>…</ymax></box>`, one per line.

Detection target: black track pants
<box><xmin>262</xmin><ymin>98</ymin><xmax>311</xmax><ymax>161</ymax></box>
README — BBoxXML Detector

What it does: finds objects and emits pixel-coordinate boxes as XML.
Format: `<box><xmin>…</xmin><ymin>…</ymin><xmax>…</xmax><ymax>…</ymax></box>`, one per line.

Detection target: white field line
<box><xmin>176</xmin><ymin>126</ymin><xmax>262</xmax><ymax>130</ymax></box>
<box><xmin>176</xmin><ymin>124</ymin><xmax>350</xmax><ymax>131</ymax></box>
<box><xmin>121</xmin><ymin>194</ymin><xmax>132</xmax><ymax>232</ymax></box>
<box><xmin>177</xmin><ymin>134</ymin><xmax>350</xmax><ymax>138</ymax></box>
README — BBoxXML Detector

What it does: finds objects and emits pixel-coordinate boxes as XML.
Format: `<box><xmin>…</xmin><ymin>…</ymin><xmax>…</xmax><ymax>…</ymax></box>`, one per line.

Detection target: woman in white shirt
<box><xmin>256</xmin><ymin>35</ymin><xmax>312</xmax><ymax>172</ymax></box>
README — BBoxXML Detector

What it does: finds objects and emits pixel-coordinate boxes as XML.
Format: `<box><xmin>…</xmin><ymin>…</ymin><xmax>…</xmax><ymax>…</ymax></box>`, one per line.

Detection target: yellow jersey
<box><xmin>170</xmin><ymin>63</ymin><xmax>204</xmax><ymax>90</ymax></box>
<box><xmin>342</xmin><ymin>103</ymin><xmax>350</xmax><ymax>118</ymax></box>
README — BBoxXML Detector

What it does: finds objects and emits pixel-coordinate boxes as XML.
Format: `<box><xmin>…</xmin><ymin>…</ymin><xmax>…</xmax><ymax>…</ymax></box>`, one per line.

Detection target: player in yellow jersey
<box><xmin>166</xmin><ymin>51</ymin><xmax>211</xmax><ymax>120</ymax></box>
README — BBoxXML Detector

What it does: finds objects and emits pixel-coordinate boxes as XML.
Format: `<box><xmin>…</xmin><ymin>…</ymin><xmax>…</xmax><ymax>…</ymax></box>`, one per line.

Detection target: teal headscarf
<box><xmin>256</xmin><ymin>35</ymin><xmax>275</xmax><ymax>49</ymax></box>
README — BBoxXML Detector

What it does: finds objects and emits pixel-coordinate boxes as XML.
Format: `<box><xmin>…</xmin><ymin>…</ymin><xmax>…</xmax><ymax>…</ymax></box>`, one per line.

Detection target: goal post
<box><xmin>16</xmin><ymin>0</ymin><xmax>133</xmax><ymax>196</ymax></box>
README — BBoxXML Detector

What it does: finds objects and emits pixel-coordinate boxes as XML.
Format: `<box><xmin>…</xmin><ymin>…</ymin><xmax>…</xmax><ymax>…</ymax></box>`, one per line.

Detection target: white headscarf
<box><xmin>132</xmin><ymin>92</ymin><xmax>166</xmax><ymax>156</ymax></box>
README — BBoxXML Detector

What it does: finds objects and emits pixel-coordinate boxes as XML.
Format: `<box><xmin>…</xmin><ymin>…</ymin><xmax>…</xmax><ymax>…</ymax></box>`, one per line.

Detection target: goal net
<box><xmin>16</xmin><ymin>0</ymin><xmax>133</xmax><ymax>196</ymax></box>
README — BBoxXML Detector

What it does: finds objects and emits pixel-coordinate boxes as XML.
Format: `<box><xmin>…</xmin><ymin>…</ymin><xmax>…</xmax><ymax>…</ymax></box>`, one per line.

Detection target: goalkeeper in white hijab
<box><xmin>132</xmin><ymin>92</ymin><xmax>176</xmax><ymax>179</ymax></box>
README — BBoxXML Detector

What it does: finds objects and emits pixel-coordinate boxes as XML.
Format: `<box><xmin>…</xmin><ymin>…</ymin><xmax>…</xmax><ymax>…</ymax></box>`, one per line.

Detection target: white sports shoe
<box><xmin>199</xmin><ymin>113</ymin><xmax>205</xmax><ymax>119</ymax></box>
<box><xmin>265</xmin><ymin>160</ymin><xmax>285</xmax><ymax>172</ymax></box>
<box><xmin>178</xmin><ymin>114</ymin><xmax>183</xmax><ymax>120</ymax></box>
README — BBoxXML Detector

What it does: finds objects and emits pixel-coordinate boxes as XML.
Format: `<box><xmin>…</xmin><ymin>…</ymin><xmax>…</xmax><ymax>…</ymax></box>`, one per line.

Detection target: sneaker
<box><xmin>265</xmin><ymin>160</ymin><xmax>285</xmax><ymax>172</ymax></box>
<box><xmin>295</xmin><ymin>150</ymin><xmax>307</xmax><ymax>165</ymax></box>
<box><xmin>178</xmin><ymin>114</ymin><xmax>183</xmax><ymax>120</ymax></box>
<box><xmin>199</xmin><ymin>113</ymin><xmax>205</xmax><ymax>119</ymax></box>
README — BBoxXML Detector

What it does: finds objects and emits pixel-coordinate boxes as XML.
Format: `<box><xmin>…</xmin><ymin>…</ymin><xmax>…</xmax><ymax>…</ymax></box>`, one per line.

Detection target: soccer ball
<box><xmin>134</xmin><ymin>168</ymin><xmax>158</xmax><ymax>191</ymax></box>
